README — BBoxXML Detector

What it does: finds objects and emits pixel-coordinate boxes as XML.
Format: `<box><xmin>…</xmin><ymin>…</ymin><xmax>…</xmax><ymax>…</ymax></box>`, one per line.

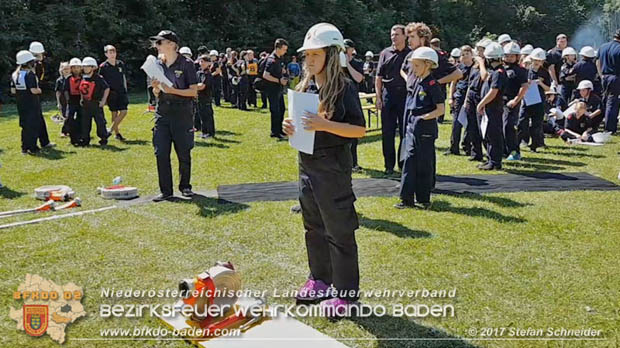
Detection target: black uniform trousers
<box><xmin>462</xmin><ymin>102</ymin><xmax>483</xmax><ymax>159</ymax></box>
<box><xmin>267</xmin><ymin>87</ymin><xmax>285</xmax><ymax>136</ymax></box>
<box><xmin>237</xmin><ymin>77</ymin><xmax>249</xmax><ymax>110</ymax></box>
<box><xmin>260</xmin><ymin>90</ymin><xmax>269</xmax><ymax>108</ymax></box>
<box><xmin>503</xmin><ymin>104</ymin><xmax>519</xmax><ymax>156</ymax></box>
<box><xmin>350</xmin><ymin>139</ymin><xmax>359</xmax><ymax>167</ymax></box>
<box><xmin>602</xmin><ymin>74</ymin><xmax>620</xmax><ymax>133</ymax></box>
<box><xmin>448</xmin><ymin>95</ymin><xmax>466</xmax><ymax>154</ymax></box>
<box><xmin>229</xmin><ymin>78</ymin><xmax>238</xmax><ymax>106</ymax></box>
<box><xmin>213</xmin><ymin>79</ymin><xmax>222</xmax><ymax>106</ymax></box>
<box><xmin>481</xmin><ymin>110</ymin><xmax>504</xmax><ymax>167</ymax></box>
<box><xmin>400</xmin><ymin>122</ymin><xmax>435</xmax><ymax>204</ymax></box>
<box><xmin>153</xmin><ymin>101</ymin><xmax>194</xmax><ymax>196</ymax></box>
<box><xmin>60</xmin><ymin>103</ymin><xmax>69</xmax><ymax>135</ymax></box>
<box><xmin>517</xmin><ymin>103</ymin><xmax>544</xmax><ymax>152</ymax></box>
<box><xmin>81</xmin><ymin>101</ymin><xmax>108</xmax><ymax>145</ymax></box>
<box><xmin>380</xmin><ymin>87</ymin><xmax>406</xmax><ymax>171</ymax></box>
<box><xmin>197</xmin><ymin>100</ymin><xmax>215</xmax><ymax>136</ymax></box>
<box><xmin>247</xmin><ymin>76</ymin><xmax>257</xmax><ymax>107</ymax></box>
<box><xmin>19</xmin><ymin>106</ymin><xmax>49</xmax><ymax>152</ymax></box>
<box><xmin>65</xmin><ymin>104</ymin><xmax>83</xmax><ymax>146</ymax></box>
<box><xmin>222</xmin><ymin>76</ymin><xmax>231</xmax><ymax>102</ymax></box>
<box><xmin>299</xmin><ymin>145</ymin><xmax>360</xmax><ymax>302</ymax></box>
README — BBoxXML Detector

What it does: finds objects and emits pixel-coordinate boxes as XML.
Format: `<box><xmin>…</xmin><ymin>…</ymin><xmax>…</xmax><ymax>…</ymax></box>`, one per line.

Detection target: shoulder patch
<box><xmin>498</xmin><ymin>68</ymin><xmax>504</xmax><ymax>73</ymax></box>
<box><xmin>99</xmin><ymin>63</ymin><xmax>105</xmax><ymax>68</ymax></box>
<box><xmin>429</xmin><ymin>80</ymin><xmax>436</xmax><ymax>86</ymax></box>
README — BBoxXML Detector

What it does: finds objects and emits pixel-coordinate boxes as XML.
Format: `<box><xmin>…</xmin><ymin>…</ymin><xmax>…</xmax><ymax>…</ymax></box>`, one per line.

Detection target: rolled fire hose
<box><xmin>181</xmin><ymin>262</ymin><xmax>242</xmax><ymax>322</ymax></box>
<box><xmin>97</xmin><ymin>185</ymin><xmax>139</xmax><ymax>200</ymax></box>
<box><xmin>34</xmin><ymin>185</ymin><xmax>75</xmax><ymax>201</ymax></box>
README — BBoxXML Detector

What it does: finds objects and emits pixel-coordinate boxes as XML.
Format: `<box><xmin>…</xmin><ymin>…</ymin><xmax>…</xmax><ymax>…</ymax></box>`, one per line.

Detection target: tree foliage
<box><xmin>0</xmin><ymin>0</ymin><xmax>609</xmax><ymax>92</ymax></box>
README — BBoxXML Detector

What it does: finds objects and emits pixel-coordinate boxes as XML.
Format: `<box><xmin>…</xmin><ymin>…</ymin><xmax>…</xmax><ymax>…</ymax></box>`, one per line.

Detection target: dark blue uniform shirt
<box><xmin>454</xmin><ymin>62</ymin><xmax>473</xmax><ymax>99</ymax></box>
<box><xmin>503</xmin><ymin>63</ymin><xmax>527</xmax><ymax>101</ymax></box>
<box><xmin>376</xmin><ymin>45</ymin><xmax>411</xmax><ymax>90</ymax></box>
<box><xmin>157</xmin><ymin>55</ymin><xmax>198</xmax><ymax>101</ymax></box>
<box><xmin>306</xmin><ymin>80</ymin><xmax>366</xmax><ymax>150</ymax></box>
<box><xmin>546</xmin><ymin>47</ymin><xmax>563</xmax><ymax>80</ymax></box>
<box><xmin>573</xmin><ymin>60</ymin><xmax>598</xmax><ymax>86</ymax></box>
<box><xmin>405</xmin><ymin>74</ymin><xmax>443</xmax><ymax>138</ymax></box>
<box><xmin>597</xmin><ymin>40</ymin><xmax>620</xmax><ymax>76</ymax></box>
<box><xmin>528</xmin><ymin>66</ymin><xmax>551</xmax><ymax>101</ymax></box>
<box><xmin>99</xmin><ymin>60</ymin><xmax>127</xmax><ymax>93</ymax></box>
<box><xmin>197</xmin><ymin>69</ymin><xmax>214</xmax><ymax>103</ymax></box>
<box><xmin>481</xmin><ymin>65</ymin><xmax>507</xmax><ymax>115</ymax></box>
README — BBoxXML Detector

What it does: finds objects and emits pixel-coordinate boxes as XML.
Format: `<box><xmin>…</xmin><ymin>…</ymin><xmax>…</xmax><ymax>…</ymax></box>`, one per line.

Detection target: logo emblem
<box><xmin>23</xmin><ymin>305</ymin><xmax>48</xmax><ymax>337</ymax></box>
<box><xmin>175</xmin><ymin>70</ymin><xmax>183</xmax><ymax>78</ymax></box>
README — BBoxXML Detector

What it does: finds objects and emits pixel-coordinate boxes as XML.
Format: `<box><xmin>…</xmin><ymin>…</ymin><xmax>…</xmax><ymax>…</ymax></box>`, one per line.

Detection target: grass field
<box><xmin>0</xmin><ymin>93</ymin><xmax>619</xmax><ymax>348</ymax></box>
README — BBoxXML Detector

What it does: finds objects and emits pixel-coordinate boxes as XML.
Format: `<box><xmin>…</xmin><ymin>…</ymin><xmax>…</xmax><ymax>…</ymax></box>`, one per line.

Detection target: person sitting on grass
<box><xmin>560</xmin><ymin>102</ymin><xmax>594</xmax><ymax>143</ymax></box>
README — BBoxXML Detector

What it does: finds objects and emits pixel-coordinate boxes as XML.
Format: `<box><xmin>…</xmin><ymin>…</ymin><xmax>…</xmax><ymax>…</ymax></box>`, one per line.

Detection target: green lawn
<box><xmin>0</xmin><ymin>94</ymin><xmax>619</xmax><ymax>348</ymax></box>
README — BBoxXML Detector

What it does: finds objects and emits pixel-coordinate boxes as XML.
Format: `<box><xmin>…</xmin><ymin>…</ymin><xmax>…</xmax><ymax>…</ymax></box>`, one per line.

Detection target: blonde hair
<box><xmin>296</xmin><ymin>46</ymin><xmax>347</xmax><ymax>119</ymax></box>
<box><xmin>58</xmin><ymin>61</ymin><xmax>69</xmax><ymax>74</ymax></box>
<box><xmin>460</xmin><ymin>45</ymin><xmax>473</xmax><ymax>54</ymax></box>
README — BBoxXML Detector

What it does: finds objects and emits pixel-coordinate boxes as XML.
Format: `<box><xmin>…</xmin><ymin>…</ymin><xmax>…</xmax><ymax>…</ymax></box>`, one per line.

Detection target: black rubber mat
<box><xmin>217</xmin><ymin>172</ymin><xmax>620</xmax><ymax>203</ymax></box>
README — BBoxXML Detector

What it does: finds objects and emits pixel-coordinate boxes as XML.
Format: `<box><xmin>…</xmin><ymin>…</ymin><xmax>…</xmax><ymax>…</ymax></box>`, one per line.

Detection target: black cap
<box><xmin>150</xmin><ymin>30</ymin><xmax>179</xmax><ymax>44</ymax></box>
<box><xmin>344</xmin><ymin>39</ymin><xmax>355</xmax><ymax>48</ymax></box>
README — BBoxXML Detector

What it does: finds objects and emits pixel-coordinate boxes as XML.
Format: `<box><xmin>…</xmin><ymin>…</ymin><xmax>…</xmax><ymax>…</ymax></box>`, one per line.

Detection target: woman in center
<box><xmin>282</xmin><ymin>23</ymin><xmax>366</xmax><ymax>318</ymax></box>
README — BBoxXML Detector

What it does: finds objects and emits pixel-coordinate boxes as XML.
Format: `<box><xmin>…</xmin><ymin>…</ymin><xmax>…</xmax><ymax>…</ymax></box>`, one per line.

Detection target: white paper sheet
<box><xmin>140</xmin><ymin>55</ymin><xmax>173</xmax><ymax>87</ymax></box>
<box><xmin>480</xmin><ymin>113</ymin><xmax>489</xmax><ymax>138</ymax></box>
<box><xmin>523</xmin><ymin>80</ymin><xmax>542</xmax><ymax>106</ymax></box>
<box><xmin>287</xmin><ymin>89</ymin><xmax>318</xmax><ymax>154</ymax></box>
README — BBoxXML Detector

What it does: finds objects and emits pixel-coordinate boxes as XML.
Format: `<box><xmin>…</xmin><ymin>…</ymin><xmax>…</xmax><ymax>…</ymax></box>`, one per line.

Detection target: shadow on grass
<box><xmin>35</xmin><ymin>148</ymin><xmax>77</xmax><ymax>160</ymax></box>
<box><xmin>215</xmin><ymin>130</ymin><xmax>241</xmax><ymax>136</ymax></box>
<box><xmin>0</xmin><ymin>187</ymin><xmax>26</xmax><ymax>199</ymax></box>
<box><xmin>430</xmin><ymin>200</ymin><xmax>526</xmax><ymax>223</ymax></box>
<box><xmin>98</xmin><ymin>144</ymin><xmax>129</xmax><ymax>152</ymax></box>
<box><xmin>501</xmin><ymin>162</ymin><xmax>564</xmax><ymax>171</ymax></box>
<box><xmin>359</xmin><ymin>214</ymin><xmax>432</xmax><ymax>239</ymax></box>
<box><xmin>436</xmin><ymin>191</ymin><xmax>531</xmax><ymax>208</ymax></box>
<box><xmin>351</xmin><ymin>315</ymin><xmax>479</xmax><ymax>348</ymax></box>
<box><xmin>360</xmin><ymin>167</ymin><xmax>401</xmax><ymax>180</ymax></box>
<box><xmin>194</xmin><ymin>141</ymin><xmax>229</xmax><ymax>149</ymax></box>
<box><xmin>544</xmin><ymin>150</ymin><xmax>605</xmax><ymax>159</ymax></box>
<box><xmin>213</xmin><ymin>136</ymin><xmax>241</xmax><ymax>144</ymax></box>
<box><xmin>121</xmin><ymin>139</ymin><xmax>150</xmax><ymax>146</ymax></box>
<box><xmin>168</xmin><ymin>194</ymin><xmax>248</xmax><ymax>218</ymax></box>
<box><xmin>519</xmin><ymin>157</ymin><xmax>586</xmax><ymax>167</ymax></box>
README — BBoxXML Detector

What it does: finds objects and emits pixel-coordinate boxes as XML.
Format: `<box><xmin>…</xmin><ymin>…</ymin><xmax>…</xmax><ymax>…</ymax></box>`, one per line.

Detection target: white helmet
<box><xmin>484</xmin><ymin>42</ymin><xmax>504</xmax><ymax>59</ymax></box>
<box><xmin>520</xmin><ymin>44</ymin><xmax>533</xmax><ymax>55</ymax></box>
<box><xmin>562</xmin><ymin>47</ymin><xmax>577</xmax><ymax>57</ymax></box>
<box><xmin>16</xmin><ymin>50</ymin><xmax>35</xmax><ymax>65</ymax></box>
<box><xmin>69</xmin><ymin>58</ymin><xmax>82</xmax><ymax>67</ymax></box>
<box><xmin>497</xmin><ymin>34</ymin><xmax>512</xmax><ymax>45</ymax></box>
<box><xmin>365</xmin><ymin>50</ymin><xmax>373</xmax><ymax>57</ymax></box>
<box><xmin>297</xmin><ymin>23</ymin><xmax>345</xmax><ymax>52</ymax></box>
<box><xmin>529</xmin><ymin>48</ymin><xmax>546</xmax><ymax>61</ymax></box>
<box><xmin>82</xmin><ymin>57</ymin><xmax>97</xmax><ymax>67</ymax></box>
<box><xmin>579</xmin><ymin>46</ymin><xmax>596</xmax><ymax>58</ymax></box>
<box><xmin>209</xmin><ymin>50</ymin><xmax>219</xmax><ymax>56</ymax></box>
<box><xmin>476</xmin><ymin>38</ymin><xmax>492</xmax><ymax>48</ymax></box>
<box><xmin>577</xmin><ymin>80</ymin><xmax>594</xmax><ymax>90</ymax></box>
<box><xmin>450</xmin><ymin>48</ymin><xmax>461</xmax><ymax>58</ymax></box>
<box><xmin>179</xmin><ymin>46</ymin><xmax>192</xmax><ymax>56</ymax></box>
<box><xmin>408</xmin><ymin>47</ymin><xmax>438</xmax><ymax>68</ymax></box>
<box><xmin>503</xmin><ymin>42</ymin><xmax>521</xmax><ymax>55</ymax></box>
<box><xmin>29</xmin><ymin>41</ymin><xmax>45</xmax><ymax>54</ymax></box>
